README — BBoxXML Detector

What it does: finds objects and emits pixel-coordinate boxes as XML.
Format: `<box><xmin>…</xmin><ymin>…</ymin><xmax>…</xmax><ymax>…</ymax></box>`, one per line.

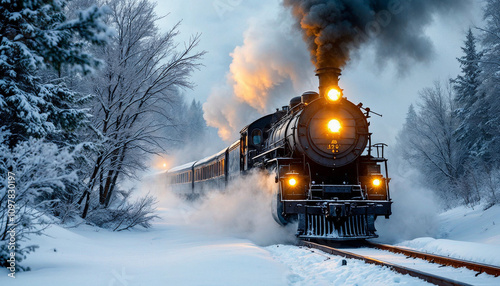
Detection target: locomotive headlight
<box><xmin>328</xmin><ymin>119</ymin><xmax>341</xmax><ymax>133</ymax></box>
<box><xmin>372</xmin><ymin>178</ymin><xmax>381</xmax><ymax>187</ymax></box>
<box><xmin>288</xmin><ymin>178</ymin><xmax>297</xmax><ymax>187</ymax></box>
<box><xmin>326</xmin><ymin>87</ymin><xmax>342</xmax><ymax>102</ymax></box>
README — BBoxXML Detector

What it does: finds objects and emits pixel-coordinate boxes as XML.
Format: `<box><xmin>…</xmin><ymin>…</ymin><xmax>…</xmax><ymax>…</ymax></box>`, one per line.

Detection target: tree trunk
<box><xmin>104</xmin><ymin>144</ymin><xmax>128</xmax><ymax>207</ymax></box>
<box><xmin>81</xmin><ymin>191</ymin><xmax>91</xmax><ymax>219</ymax></box>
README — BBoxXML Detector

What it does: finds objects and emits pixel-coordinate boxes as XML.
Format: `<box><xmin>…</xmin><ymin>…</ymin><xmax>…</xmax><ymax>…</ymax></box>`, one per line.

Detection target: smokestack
<box><xmin>316</xmin><ymin>67</ymin><xmax>341</xmax><ymax>99</ymax></box>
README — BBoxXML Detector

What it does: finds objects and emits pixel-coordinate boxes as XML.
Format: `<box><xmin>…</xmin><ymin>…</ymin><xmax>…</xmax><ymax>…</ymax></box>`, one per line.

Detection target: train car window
<box><xmin>252</xmin><ymin>129</ymin><xmax>263</xmax><ymax>145</ymax></box>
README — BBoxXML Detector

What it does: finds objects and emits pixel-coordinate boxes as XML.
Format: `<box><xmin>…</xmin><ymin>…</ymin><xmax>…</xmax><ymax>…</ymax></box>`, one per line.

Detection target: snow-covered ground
<box><xmin>397</xmin><ymin>205</ymin><xmax>500</xmax><ymax>266</ymax></box>
<box><xmin>0</xmin><ymin>210</ymin><xmax>287</xmax><ymax>285</ymax></box>
<box><xmin>2</xmin><ymin>176</ymin><xmax>500</xmax><ymax>285</ymax></box>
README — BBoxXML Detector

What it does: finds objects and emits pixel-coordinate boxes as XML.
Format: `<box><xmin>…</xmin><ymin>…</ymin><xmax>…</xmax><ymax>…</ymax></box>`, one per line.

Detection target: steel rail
<box><xmin>365</xmin><ymin>241</ymin><xmax>500</xmax><ymax>277</ymax></box>
<box><xmin>299</xmin><ymin>241</ymin><xmax>473</xmax><ymax>286</ymax></box>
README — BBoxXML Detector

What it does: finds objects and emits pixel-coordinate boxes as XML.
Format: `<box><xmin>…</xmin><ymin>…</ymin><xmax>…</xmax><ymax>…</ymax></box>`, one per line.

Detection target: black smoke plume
<box><xmin>283</xmin><ymin>0</ymin><xmax>469</xmax><ymax>70</ymax></box>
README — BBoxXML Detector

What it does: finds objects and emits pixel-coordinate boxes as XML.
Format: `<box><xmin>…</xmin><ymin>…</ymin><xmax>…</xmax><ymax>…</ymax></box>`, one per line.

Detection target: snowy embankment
<box><xmin>397</xmin><ymin>205</ymin><xmax>500</xmax><ymax>266</ymax></box>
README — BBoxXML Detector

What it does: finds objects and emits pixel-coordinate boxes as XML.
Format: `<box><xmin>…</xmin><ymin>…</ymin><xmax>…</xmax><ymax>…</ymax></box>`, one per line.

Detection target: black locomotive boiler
<box><xmin>166</xmin><ymin>67</ymin><xmax>392</xmax><ymax>240</ymax></box>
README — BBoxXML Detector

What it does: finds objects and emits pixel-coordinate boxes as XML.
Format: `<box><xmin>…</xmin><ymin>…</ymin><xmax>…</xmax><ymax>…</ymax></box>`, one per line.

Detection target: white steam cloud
<box><xmin>203</xmin><ymin>9</ymin><xmax>315</xmax><ymax>141</ymax></box>
<box><xmin>187</xmin><ymin>170</ymin><xmax>298</xmax><ymax>245</ymax></box>
<box><xmin>374</xmin><ymin>155</ymin><xmax>439</xmax><ymax>244</ymax></box>
<box><xmin>143</xmin><ymin>169</ymin><xmax>297</xmax><ymax>246</ymax></box>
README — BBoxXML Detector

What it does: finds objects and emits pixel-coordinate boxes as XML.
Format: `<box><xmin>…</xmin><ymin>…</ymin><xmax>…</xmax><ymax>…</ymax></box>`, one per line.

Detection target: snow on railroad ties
<box><xmin>266</xmin><ymin>244</ymin><xmax>435</xmax><ymax>286</ymax></box>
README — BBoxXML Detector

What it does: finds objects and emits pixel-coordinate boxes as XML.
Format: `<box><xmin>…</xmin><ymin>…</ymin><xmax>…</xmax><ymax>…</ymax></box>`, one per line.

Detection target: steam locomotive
<box><xmin>166</xmin><ymin>68</ymin><xmax>392</xmax><ymax>240</ymax></box>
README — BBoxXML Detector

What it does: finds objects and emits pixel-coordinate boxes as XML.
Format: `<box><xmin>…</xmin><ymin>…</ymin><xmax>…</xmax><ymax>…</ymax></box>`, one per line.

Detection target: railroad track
<box><xmin>365</xmin><ymin>241</ymin><xmax>500</xmax><ymax>277</ymax></box>
<box><xmin>299</xmin><ymin>240</ymin><xmax>500</xmax><ymax>286</ymax></box>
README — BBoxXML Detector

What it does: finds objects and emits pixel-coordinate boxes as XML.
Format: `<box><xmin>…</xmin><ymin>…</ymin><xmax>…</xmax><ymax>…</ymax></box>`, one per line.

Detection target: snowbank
<box><xmin>397</xmin><ymin>204</ymin><xmax>500</xmax><ymax>266</ymax></box>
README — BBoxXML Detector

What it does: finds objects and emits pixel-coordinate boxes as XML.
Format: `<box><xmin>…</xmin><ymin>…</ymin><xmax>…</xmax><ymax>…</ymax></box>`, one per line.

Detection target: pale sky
<box><xmin>154</xmin><ymin>0</ymin><xmax>484</xmax><ymax>148</ymax></box>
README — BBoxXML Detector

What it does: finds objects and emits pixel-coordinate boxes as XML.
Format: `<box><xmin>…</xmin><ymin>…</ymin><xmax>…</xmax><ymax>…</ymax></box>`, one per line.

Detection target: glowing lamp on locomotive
<box><xmin>326</xmin><ymin>87</ymin><xmax>343</xmax><ymax>102</ymax></box>
<box><xmin>327</xmin><ymin>119</ymin><xmax>342</xmax><ymax>133</ymax></box>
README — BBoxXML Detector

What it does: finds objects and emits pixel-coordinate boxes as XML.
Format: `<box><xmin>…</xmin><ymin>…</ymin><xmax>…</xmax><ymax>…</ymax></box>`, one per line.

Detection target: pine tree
<box><xmin>452</xmin><ymin>29</ymin><xmax>481</xmax><ymax>110</ymax></box>
<box><xmin>478</xmin><ymin>0</ymin><xmax>500</xmax><ymax>164</ymax></box>
<box><xmin>396</xmin><ymin>104</ymin><xmax>418</xmax><ymax>162</ymax></box>
<box><xmin>450</xmin><ymin>28</ymin><xmax>488</xmax><ymax>161</ymax></box>
<box><xmin>0</xmin><ymin>0</ymin><xmax>110</xmax><ymax>148</ymax></box>
<box><xmin>0</xmin><ymin>0</ymin><xmax>110</xmax><ymax>270</ymax></box>
<box><xmin>186</xmin><ymin>99</ymin><xmax>206</xmax><ymax>141</ymax></box>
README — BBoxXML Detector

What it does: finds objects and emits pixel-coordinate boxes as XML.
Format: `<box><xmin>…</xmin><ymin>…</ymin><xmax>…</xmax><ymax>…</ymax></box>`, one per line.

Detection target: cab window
<box><xmin>251</xmin><ymin>129</ymin><xmax>263</xmax><ymax>145</ymax></box>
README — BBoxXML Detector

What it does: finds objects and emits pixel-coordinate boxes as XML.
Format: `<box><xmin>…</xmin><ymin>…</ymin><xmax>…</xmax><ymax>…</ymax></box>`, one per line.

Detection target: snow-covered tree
<box><xmin>0</xmin><ymin>134</ymin><xmax>81</xmax><ymax>270</ymax></box>
<box><xmin>78</xmin><ymin>0</ymin><xmax>204</xmax><ymax>218</ymax></box>
<box><xmin>186</xmin><ymin>99</ymin><xmax>207</xmax><ymax>140</ymax></box>
<box><xmin>396</xmin><ymin>82</ymin><xmax>465</xmax><ymax>205</ymax></box>
<box><xmin>452</xmin><ymin>29</ymin><xmax>481</xmax><ymax>110</ymax></box>
<box><xmin>477</xmin><ymin>0</ymin><xmax>500</xmax><ymax>164</ymax></box>
<box><xmin>0</xmin><ymin>0</ymin><xmax>110</xmax><ymax>148</ymax></box>
<box><xmin>0</xmin><ymin>0</ymin><xmax>111</xmax><ymax>270</ymax></box>
<box><xmin>451</xmin><ymin>28</ymin><xmax>492</xmax><ymax>162</ymax></box>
